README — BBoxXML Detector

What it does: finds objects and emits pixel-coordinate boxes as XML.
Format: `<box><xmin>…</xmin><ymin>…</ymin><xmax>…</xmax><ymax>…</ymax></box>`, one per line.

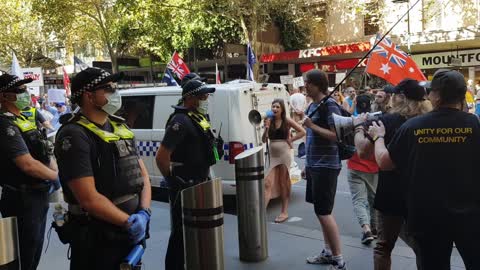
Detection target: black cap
<box><xmin>430</xmin><ymin>69</ymin><xmax>466</xmax><ymax>103</ymax></box>
<box><xmin>180</xmin><ymin>73</ymin><xmax>206</xmax><ymax>87</ymax></box>
<box><xmin>382</xmin><ymin>84</ymin><xmax>395</xmax><ymax>94</ymax></box>
<box><xmin>70</xmin><ymin>67</ymin><xmax>123</xmax><ymax>104</ymax></box>
<box><xmin>393</xmin><ymin>79</ymin><xmax>426</xmax><ymax>101</ymax></box>
<box><xmin>0</xmin><ymin>74</ymin><xmax>33</xmax><ymax>93</ymax></box>
<box><xmin>181</xmin><ymin>79</ymin><xmax>215</xmax><ymax>98</ymax></box>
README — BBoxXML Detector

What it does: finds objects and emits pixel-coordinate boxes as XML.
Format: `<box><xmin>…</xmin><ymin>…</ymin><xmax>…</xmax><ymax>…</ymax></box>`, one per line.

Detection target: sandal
<box><xmin>274</xmin><ymin>214</ymin><xmax>289</xmax><ymax>223</ymax></box>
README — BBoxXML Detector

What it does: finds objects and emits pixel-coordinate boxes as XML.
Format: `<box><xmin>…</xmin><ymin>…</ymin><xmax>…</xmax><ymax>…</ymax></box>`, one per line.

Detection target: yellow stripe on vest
<box><xmin>13</xmin><ymin>115</ymin><xmax>37</xmax><ymax>132</ymax></box>
<box><xmin>76</xmin><ymin>116</ymin><xmax>134</xmax><ymax>143</ymax></box>
<box><xmin>187</xmin><ymin>111</ymin><xmax>211</xmax><ymax>131</ymax></box>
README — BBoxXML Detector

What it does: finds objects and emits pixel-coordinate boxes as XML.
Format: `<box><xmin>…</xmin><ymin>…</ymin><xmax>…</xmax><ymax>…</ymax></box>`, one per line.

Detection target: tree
<box><xmin>0</xmin><ymin>0</ymin><xmax>52</xmax><ymax>69</ymax></box>
<box><xmin>33</xmin><ymin>0</ymin><xmax>147</xmax><ymax>72</ymax></box>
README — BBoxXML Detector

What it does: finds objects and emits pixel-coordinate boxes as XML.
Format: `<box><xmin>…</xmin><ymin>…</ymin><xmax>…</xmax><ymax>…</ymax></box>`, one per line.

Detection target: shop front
<box><xmin>260</xmin><ymin>42</ymin><xmax>371</xmax><ymax>88</ymax></box>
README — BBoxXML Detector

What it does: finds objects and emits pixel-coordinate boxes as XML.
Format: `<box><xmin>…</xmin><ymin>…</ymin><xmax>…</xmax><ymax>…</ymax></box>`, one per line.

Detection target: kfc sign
<box><xmin>299</xmin><ymin>48</ymin><xmax>324</xmax><ymax>58</ymax></box>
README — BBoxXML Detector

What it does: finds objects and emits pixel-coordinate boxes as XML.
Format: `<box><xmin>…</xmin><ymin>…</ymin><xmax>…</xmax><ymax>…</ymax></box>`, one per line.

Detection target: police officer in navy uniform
<box><xmin>156</xmin><ymin>74</ymin><xmax>222</xmax><ymax>270</ymax></box>
<box><xmin>0</xmin><ymin>74</ymin><xmax>59</xmax><ymax>270</ymax></box>
<box><xmin>54</xmin><ymin>67</ymin><xmax>152</xmax><ymax>270</ymax></box>
<box><xmin>370</xmin><ymin>70</ymin><xmax>480</xmax><ymax>269</ymax></box>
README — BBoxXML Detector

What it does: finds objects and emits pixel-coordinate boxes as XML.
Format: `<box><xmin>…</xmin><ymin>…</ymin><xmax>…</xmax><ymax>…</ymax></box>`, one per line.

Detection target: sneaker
<box><xmin>306</xmin><ymin>250</ymin><xmax>333</xmax><ymax>264</ymax></box>
<box><xmin>361</xmin><ymin>231</ymin><xmax>374</xmax><ymax>245</ymax></box>
<box><xmin>328</xmin><ymin>261</ymin><xmax>348</xmax><ymax>270</ymax></box>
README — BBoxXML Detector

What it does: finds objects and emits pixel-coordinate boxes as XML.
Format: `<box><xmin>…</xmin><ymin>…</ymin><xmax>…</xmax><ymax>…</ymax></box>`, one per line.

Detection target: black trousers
<box><xmin>413</xmin><ymin>217</ymin><xmax>480</xmax><ymax>270</ymax></box>
<box><xmin>68</xmin><ymin>219</ymin><xmax>135</xmax><ymax>270</ymax></box>
<box><xmin>165</xmin><ymin>186</ymin><xmax>185</xmax><ymax>270</ymax></box>
<box><xmin>0</xmin><ymin>187</ymin><xmax>49</xmax><ymax>270</ymax></box>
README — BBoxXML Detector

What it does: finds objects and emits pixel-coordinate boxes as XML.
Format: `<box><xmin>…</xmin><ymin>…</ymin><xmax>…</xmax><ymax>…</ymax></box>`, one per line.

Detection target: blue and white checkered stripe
<box><xmin>136</xmin><ymin>141</ymin><xmax>161</xmax><ymax>157</ymax></box>
<box><xmin>223</xmin><ymin>142</ymin><xmax>255</xmax><ymax>161</ymax></box>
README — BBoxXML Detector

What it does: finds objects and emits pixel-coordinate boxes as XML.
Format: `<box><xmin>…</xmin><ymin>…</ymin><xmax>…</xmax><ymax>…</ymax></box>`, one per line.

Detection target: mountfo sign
<box><xmin>412</xmin><ymin>49</ymin><xmax>480</xmax><ymax>69</ymax></box>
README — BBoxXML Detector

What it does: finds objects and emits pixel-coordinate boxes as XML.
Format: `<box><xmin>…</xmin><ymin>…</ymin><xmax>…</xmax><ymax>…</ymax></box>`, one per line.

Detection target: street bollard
<box><xmin>234</xmin><ymin>146</ymin><xmax>268</xmax><ymax>262</ymax></box>
<box><xmin>182</xmin><ymin>178</ymin><xmax>224</xmax><ymax>270</ymax></box>
<box><xmin>0</xmin><ymin>217</ymin><xmax>20</xmax><ymax>270</ymax></box>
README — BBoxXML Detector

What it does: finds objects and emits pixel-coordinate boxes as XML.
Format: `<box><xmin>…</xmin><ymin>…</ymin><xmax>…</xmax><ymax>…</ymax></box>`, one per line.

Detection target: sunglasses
<box><xmin>92</xmin><ymin>84</ymin><xmax>116</xmax><ymax>93</ymax></box>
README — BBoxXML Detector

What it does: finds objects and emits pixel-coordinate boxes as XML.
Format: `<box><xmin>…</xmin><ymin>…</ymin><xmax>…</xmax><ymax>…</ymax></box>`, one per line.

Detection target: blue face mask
<box><xmin>102</xmin><ymin>91</ymin><xmax>122</xmax><ymax>115</ymax></box>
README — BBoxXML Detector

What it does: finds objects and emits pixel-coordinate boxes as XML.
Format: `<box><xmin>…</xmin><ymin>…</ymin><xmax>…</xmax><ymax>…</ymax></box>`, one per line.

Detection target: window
<box><xmin>117</xmin><ymin>95</ymin><xmax>155</xmax><ymax>129</ymax></box>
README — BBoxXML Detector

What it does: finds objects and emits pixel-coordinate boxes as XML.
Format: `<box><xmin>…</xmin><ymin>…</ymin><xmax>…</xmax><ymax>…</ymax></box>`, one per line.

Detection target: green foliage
<box><xmin>272</xmin><ymin>12</ymin><xmax>311</xmax><ymax>51</ymax></box>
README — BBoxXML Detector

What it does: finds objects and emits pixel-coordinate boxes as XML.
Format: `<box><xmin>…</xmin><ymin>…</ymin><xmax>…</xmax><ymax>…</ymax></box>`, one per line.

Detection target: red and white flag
<box><xmin>63</xmin><ymin>67</ymin><xmax>71</xmax><ymax>96</ymax></box>
<box><xmin>366</xmin><ymin>34</ymin><xmax>425</xmax><ymax>85</ymax></box>
<box><xmin>215</xmin><ymin>63</ymin><xmax>221</xmax><ymax>84</ymax></box>
<box><xmin>167</xmin><ymin>51</ymin><xmax>190</xmax><ymax>80</ymax></box>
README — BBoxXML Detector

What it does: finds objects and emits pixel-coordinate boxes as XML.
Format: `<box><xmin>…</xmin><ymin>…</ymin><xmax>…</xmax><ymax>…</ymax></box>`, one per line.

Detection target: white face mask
<box><xmin>102</xmin><ymin>91</ymin><xmax>122</xmax><ymax>115</ymax></box>
<box><xmin>198</xmin><ymin>99</ymin><xmax>209</xmax><ymax>115</ymax></box>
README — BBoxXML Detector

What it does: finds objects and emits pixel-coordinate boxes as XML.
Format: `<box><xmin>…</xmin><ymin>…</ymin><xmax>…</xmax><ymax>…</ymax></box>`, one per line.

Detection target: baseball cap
<box><xmin>382</xmin><ymin>85</ymin><xmax>395</xmax><ymax>94</ymax></box>
<box><xmin>392</xmin><ymin>79</ymin><xmax>426</xmax><ymax>101</ymax></box>
<box><xmin>70</xmin><ymin>67</ymin><xmax>124</xmax><ymax>104</ymax></box>
<box><xmin>430</xmin><ymin>69</ymin><xmax>466</xmax><ymax>103</ymax></box>
<box><xmin>181</xmin><ymin>79</ymin><xmax>215</xmax><ymax>98</ymax></box>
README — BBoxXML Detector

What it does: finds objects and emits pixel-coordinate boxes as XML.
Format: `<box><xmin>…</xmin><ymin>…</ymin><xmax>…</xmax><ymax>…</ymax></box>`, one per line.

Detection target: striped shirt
<box><xmin>305</xmin><ymin>98</ymin><xmax>341</xmax><ymax>169</ymax></box>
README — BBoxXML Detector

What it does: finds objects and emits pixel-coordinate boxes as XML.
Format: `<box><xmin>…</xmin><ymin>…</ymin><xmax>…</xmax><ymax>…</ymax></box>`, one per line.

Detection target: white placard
<box><xmin>48</xmin><ymin>89</ymin><xmax>66</xmax><ymax>104</ymax></box>
<box><xmin>22</xmin><ymin>67</ymin><xmax>44</xmax><ymax>87</ymax></box>
<box><xmin>280</xmin><ymin>75</ymin><xmax>294</xmax><ymax>85</ymax></box>
<box><xmin>292</xmin><ymin>76</ymin><xmax>305</xmax><ymax>88</ymax></box>
<box><xmin>335</xmin><ymin>73</ymin><xmax>346</xmax><ymax>84</ymax></box>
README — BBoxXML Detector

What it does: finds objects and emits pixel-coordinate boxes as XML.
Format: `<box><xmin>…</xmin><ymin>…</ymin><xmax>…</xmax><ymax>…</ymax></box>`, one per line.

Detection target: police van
<box><xmin>117</xmin><ymin>82</ymin><xmax>301</xmax><ymax>197</ymax></box>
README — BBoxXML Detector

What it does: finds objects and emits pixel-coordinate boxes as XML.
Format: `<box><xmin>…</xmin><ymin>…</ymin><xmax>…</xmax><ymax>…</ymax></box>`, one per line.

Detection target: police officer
<box><xmin>156</xmin><ymin>75</ymin><xmax>221</xmax><ymax>270</ymax></box>
<box><xmin>54</xmin><ymin>68</ymin><xmax>152</xmax><ymax>270</ymax></box>
<box><xmin>0</xmin><ymin>74</ymin><xmax>58</xmax><ymax>270</ymax></box>
<box><xmin>370</xmin><ymin>70</ymin><xmax>480</xmax><ymax>269</ymax></box>
<box><xmin>21</xmin><ymin>104</ymin><xmax>54</xmax><ymax>130</ymax></box>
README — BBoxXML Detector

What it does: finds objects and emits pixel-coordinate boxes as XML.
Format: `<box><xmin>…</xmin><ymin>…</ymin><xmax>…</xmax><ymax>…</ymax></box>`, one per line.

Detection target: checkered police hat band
<box><xmin>0</xmin><ymin>78</ymin><xmax>23</xmax><ymax>92</ymax></box>
<box><xmin>70</xmin><ymin>70</ymin><xmax>111</xmax><ymax>101</ymax></box>
<box><xmin>182</xmin><ymin>83</ymin><xmax>208</xmax><ymax>98</ymax></box>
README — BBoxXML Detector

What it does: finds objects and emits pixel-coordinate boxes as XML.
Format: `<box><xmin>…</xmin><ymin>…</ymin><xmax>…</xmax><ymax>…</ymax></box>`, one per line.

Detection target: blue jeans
<box><xmin>0</xmin><ymin>186</ymin><xmax>49</xmax><ymax>270</ymax></box>
<box><xmin>347</xmin><ymin>169</ymin><xmax>378</xmax><ymax>228</ymax></box>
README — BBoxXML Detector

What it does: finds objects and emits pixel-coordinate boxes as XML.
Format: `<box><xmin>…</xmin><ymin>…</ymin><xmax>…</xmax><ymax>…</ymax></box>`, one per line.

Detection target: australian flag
<box><xmin>247</xmin><ymin>42</ymin><xmax>256</xmax><ymax>81</ymax></box>
<box><xmin>162</xmin><ymin>68</ymin><xmax>179</xmax><ymax>86</ymax></box>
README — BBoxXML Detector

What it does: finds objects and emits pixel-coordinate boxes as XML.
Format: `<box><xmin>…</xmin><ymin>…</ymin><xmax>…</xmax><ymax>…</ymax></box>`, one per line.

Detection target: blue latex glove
<box><xmin>49</xmin><ymin>177</ymin><xmax>61</xmax><ymax>194</ymax></box>
<box><xmin>127</xmin><ymin>210</ymin><xmax>150</xmax><ymax>244</ymax></box>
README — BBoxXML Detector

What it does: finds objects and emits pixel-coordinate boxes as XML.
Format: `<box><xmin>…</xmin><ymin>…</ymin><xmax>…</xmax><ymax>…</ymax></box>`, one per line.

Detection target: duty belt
<box><xmin>68</xmin><ymin>193</ymin><xmax>138</xmax><ymax>215</ymax></box>
<box><xmin>3</xmin><ymin>183</ymin><xmax>50</xmax><ymax>192</ymax></box>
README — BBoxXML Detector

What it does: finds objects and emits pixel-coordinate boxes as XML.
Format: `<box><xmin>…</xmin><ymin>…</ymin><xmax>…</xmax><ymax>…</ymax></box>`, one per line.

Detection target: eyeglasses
<box><xmin>92</xmin><ymin>84</ymin><xmax>116</xmax><ymax>93</ymax></box>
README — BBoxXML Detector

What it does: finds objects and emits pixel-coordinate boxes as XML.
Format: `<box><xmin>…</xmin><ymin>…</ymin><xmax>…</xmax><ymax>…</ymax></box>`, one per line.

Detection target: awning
<box><xmin>260</xmin><ymin>42</ymin><xmax>371</xmax><ymax>64</ymax></box>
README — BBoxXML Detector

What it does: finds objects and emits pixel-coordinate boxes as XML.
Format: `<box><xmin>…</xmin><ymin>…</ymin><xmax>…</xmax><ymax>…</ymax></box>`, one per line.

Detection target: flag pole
<box><xmin>307</xmin><ymin>0</ymin><xmax>421</xmax><ymax>118</ymax></box>
<box><xmin>162</xmin><ymin>51</ymin><xmax>176</xmax><ymax>81</ymax></box>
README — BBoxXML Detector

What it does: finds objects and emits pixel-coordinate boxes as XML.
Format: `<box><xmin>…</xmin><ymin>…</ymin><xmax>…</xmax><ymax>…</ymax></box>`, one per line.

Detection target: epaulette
<box><xmin>109</xmin><ymin>114</ymin><xmax>126</xmax><ymax>123</ymax></box>
<box><xmin>59</xmin><ymin>113</ymin><xmax>80</xmax><ymax>125</ymax></box>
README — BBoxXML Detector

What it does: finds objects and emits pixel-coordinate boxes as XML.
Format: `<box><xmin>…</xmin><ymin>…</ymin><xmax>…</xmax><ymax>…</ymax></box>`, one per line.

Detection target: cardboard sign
<box><xmin>335</xmin><ymin>73</ymin><xmax>346</xmax><ymax>84</ymax></box>
<box><xmin>22</xmin><ymin>67</ymin><xmax>44</xmax><ymax>87</ymax></box>
<box><xmin>280</xmin><ymin>75</ymin><xmax>294</xmax><ymax>85</ymax></box>
<box><xmin>48</xmin><ymin>89</ymin><xmax>66</xmax><ymax>104</ymax></box>
<box><xmin>292</xmin><ymin>76</ymin><xmax>304</xmax><ymax>88</ymax></box>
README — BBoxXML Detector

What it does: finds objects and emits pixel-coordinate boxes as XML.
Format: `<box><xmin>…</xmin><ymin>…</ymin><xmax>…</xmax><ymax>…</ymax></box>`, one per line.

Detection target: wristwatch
<box><xmin>140</xmin><ymin>207</ymin><xmax>152</xmax><ymax>217</ymax></box>
<box><xmin>373</xmin><ymin>135</ymin><xmax>384</xmax><ymax>142</ymax></box>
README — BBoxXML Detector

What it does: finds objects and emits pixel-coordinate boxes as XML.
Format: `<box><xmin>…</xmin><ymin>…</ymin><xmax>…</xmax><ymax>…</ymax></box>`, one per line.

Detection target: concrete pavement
<box><xmin>38</xmin><ymin>201</ymin><xmax>465</xmax><ymax>270</ymax></box>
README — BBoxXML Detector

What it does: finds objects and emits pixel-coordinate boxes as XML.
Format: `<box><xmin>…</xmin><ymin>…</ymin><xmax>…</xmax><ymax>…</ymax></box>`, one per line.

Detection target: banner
<box><xmin>22</xmin><ymin>67</ymin><xmax>44</xmax><ymax>87</ymax></box>
<box><xmin>280</xmin><ymin>75</ymin><xmax>294</xmax><ymax>84</ymax></box>
<box><xmin>48</xmin><ymin>89</ymin><xmax>66</xmax><ymax>104</ymax></box>
<box><xmin>292</xmin><ymin>77</ymin><xmax>305</xmax><ymax>88</ymax></box>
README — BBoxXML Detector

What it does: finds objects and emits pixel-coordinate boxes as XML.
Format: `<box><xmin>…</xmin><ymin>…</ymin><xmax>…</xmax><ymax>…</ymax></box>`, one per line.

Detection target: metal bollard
<box><xmin>234</xmin><ymin>146</ymin><xmax>268</xmax><ymax>262</ymax></box>
<box><xmin>182</xmin><ymin>178</ymin><xmax>224</xmax><ymax>270</ymax></box>
<box><xmin>0</xmin><ymin>217</ymin><xmax>20</xmax><ymax>270</ymax></box>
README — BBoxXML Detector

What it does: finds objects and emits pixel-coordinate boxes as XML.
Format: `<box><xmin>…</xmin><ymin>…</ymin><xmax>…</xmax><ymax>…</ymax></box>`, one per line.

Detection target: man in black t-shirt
<box><xmin>370</xmin><ymin>70</ymin><xmax>480</xmax><ymax>270</ymax></box>
<box><xmin>0</xmin><ymin>74</ymin><xmax>58</xmax><ymax>270</ymax></box>
<box><xmin>156</xmin><ymin>74</ymin><xmax>220</xmax><ymax>270</ymax></box>
<box><xmin>55</xmin><ymin>68</ymin><xmax>152</xmax><ymax>270</ymax></box>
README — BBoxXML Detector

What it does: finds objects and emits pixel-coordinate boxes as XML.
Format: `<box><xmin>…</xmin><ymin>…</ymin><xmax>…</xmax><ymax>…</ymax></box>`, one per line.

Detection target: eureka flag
<box><xmin>247</xmin><ymin>43</ymin><xmax>256</xmax><ymax>81</ymax></box>
<box><xmin>366</xmin><ymin>34</ymin><xmax>425</xmax><ymax>85</ymax></box>
<box><xmin>162</xmin><ymin>68</ymin><xmax>179</xmax><ymax>86</ymax></box>
<box><xmin>167</xmin><ymin>52</ymin><xmax>190</xmax><ymax>80</ymax></box>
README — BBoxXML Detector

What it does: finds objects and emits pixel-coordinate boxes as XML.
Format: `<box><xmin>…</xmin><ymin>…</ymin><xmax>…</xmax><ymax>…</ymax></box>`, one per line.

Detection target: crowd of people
<box><xmin>1</xmin><ymin>66</ymin><xmax>478</xmax><ymax>270</ymax></box>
